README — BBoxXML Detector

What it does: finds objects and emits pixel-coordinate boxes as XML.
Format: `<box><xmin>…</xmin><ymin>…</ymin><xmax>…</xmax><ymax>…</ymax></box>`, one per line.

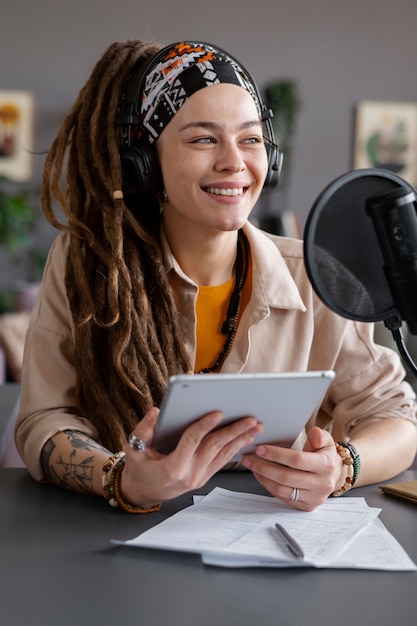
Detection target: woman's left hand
<box><xmin>241</xmin><ymin>427</ymin><xmax>344</xmax><ymax>511</ymax></box>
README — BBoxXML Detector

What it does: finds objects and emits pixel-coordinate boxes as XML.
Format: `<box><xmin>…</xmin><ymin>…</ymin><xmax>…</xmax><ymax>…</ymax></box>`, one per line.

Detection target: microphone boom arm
<box><xmin>384</xmin><ymin>316</ymin><xmax>417</xmax><ymax>378</ymax></box>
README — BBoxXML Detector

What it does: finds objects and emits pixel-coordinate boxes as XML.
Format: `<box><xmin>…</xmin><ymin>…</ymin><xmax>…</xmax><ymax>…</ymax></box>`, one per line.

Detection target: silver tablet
<box><xmin>153</xmin><ymin>371</ymin><xmax>335</xmax><ymax>461</ymax></box>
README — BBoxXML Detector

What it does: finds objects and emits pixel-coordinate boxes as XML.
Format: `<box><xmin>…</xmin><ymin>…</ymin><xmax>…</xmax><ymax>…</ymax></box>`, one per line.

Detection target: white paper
<box><xmin>114</xmin><ymin>487</ymin><xmax>416</xmax><ymax>570</ymax></box>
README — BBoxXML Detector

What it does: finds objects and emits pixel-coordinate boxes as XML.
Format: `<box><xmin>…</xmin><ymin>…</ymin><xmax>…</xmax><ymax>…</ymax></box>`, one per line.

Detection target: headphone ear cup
<box><xmin>120</xmin><ymin>144</ymin><xmax>162</xmax><ymax>200</ymax></box>
<box><xmin>263</xmin><ymin>143</ymin><xmax>283</xmax><ymax>189</ymax></box>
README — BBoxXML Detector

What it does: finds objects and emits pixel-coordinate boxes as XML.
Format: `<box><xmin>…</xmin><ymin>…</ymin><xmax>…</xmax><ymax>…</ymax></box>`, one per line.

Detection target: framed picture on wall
<box><xmin>0</xmin><ymin>90</ymin><xmax>34</xmax><ymax>182</ymax></box>
<box><xmin>353</xmin><ymin>100</ymin><xmax>417</xmax><ymax>187</ymax></box>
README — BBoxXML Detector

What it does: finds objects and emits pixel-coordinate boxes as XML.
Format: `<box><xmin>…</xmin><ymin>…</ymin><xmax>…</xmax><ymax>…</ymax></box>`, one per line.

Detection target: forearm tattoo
<box><xmin>41</xmin><ymin>430</ymin><xmax>110</xmax><ymax>493</ymax></box>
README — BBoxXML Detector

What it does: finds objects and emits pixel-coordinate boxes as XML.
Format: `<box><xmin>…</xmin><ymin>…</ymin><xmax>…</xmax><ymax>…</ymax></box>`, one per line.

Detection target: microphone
<box><xmin>366</xmin><ymin>187</ymin><xmax>417</xmax><ymax>335</ymax></box>
<box><xmin>303</xmin><ymin>168</ymin><xmax>417</xmax><ymax>377</ymax></box>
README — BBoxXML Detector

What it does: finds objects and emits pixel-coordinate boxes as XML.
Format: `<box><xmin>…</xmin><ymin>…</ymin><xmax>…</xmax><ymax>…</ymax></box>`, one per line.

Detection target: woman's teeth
<box><xmin>205</xmin><ymin>187</ymin><xmax>244</xmax><ymax>196</ymax></box>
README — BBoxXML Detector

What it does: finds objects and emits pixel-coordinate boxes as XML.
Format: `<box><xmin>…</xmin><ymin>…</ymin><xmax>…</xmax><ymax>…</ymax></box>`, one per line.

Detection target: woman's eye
<box><xmin>192</xmin><ymin>137</ymin><xmax>215</xmax><ymax>144</ymax></box>
<box><xmin>244</xmin><ymin>136</ymin><xmax>263</xmax><ymax>144</ymax></box>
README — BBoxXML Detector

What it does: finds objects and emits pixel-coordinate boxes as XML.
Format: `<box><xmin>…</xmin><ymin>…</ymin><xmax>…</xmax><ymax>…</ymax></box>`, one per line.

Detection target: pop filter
<box><xmin>303</xmin><ymin>168</ymin><xmax>417</xmax><ymax>376</ymax></box>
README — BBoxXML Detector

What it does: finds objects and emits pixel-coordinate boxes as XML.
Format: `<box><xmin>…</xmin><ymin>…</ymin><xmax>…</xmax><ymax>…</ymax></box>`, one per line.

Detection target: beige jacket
<box><xmin>16</xmin><ymin>222</ymin><xmax>417</xmax><ymax>480</ymax></box>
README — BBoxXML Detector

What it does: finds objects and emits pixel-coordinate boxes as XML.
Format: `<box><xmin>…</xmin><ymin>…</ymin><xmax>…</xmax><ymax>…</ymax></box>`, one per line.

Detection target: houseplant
<box><xmin>257</xmin><ymin>79</ymin><xmax>301</xmax><ymax>235</ymax></box>
<box><xmin>0</xmin><ymin>176</ymin><xmax>34</xmax><ymax>251</ymax></box>
<box><xmin>264</xmin><ymin>79</ymin><xmax>301</xmax><ymax>188</ymax></box>
<box><xmin>0</xmin><ymin>176</ymin><xmax>43</xmax><ymax>311</ymax></box>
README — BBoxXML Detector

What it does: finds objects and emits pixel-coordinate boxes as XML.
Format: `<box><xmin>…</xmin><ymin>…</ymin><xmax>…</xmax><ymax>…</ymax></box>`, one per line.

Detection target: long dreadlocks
<box><xmin>41</xmin><ymin>40</ymin><xmax>191</xmax><ymax>452</ymax></box>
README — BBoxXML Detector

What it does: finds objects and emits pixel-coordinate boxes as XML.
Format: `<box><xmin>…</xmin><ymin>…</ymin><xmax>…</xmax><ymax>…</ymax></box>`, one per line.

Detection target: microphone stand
<box><xmin>385</xmin><ymin>316</ymin><xmax>417</xmax><ymax>379</ymax></box>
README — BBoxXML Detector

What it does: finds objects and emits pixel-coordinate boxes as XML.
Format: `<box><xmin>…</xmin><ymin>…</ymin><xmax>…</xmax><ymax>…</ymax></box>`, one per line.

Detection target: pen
<box><xmin>275</xmin><ymin>523</ymin><xmax>305</xmax><ymax>559</ymax></box>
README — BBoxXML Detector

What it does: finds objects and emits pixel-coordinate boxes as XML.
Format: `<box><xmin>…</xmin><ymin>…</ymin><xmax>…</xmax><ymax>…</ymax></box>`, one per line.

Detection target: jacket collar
<box><xmin>243</xmin><ymin>221</ymin><xmax>306</xmax><ymax>312</ymax></box>
<box><xmin>160</xmin><ymin>220</ymin><xmax>306</xmax><ymax>312</ymax></box>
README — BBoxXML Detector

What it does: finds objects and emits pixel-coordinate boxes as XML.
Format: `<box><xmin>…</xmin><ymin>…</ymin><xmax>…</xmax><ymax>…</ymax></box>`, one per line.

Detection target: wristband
<box><xmin>331</xmin><ymin>442</ymin><xmax>361</xmax><ymax>497</ymax></box>
<box><xmin>337</xmin><ymin>442</ymin><xmax>361</xmax><ymax>485</ymax></box>
<box><xmin>102</xmin><ymin>452</ymin><xmax>161</xmax><ymax>513</ymax></box>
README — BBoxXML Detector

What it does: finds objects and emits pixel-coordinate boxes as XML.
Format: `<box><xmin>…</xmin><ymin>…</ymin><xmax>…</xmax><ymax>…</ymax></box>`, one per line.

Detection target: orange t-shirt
<box><xmin>194</xmin><ymin>255</ymin><xmax>252</xmax><ymax>373</ymax></box>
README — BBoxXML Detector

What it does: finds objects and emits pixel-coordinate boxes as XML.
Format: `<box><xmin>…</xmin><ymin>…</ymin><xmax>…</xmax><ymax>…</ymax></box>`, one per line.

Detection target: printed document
<box><xmin>115</xmin><ymin>487</ymin><xmax>416</xmax><ymax>570</ymax></box>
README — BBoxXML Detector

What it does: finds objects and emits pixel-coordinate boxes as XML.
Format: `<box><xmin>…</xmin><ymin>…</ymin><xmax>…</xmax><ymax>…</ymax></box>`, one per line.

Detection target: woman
<box><xmin>15</xmin><ymin>40</ymin><xmax>417</xmax><ymax>512</ymax></box>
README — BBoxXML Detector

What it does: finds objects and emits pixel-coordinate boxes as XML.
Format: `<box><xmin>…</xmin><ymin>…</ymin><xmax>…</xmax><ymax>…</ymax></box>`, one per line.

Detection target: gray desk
<box><xmin>0</xmin><ymin>468</ymin><xmax>416</xmax><ymax>626</ymax></box>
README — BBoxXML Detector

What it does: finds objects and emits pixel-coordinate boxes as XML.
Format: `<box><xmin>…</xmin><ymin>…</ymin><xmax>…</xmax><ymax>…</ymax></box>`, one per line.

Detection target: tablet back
<box><xmin>153</xmin><ymin>371</ymin><xmax>335</xmax><ymax>460</ymax></box>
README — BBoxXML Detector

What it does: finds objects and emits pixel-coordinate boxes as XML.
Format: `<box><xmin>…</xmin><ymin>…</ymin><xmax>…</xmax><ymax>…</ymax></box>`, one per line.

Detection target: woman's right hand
<box><xmin>119</xmin><ymin>407</ymin><xmax>263</xmax><ymax>507</ymax></box>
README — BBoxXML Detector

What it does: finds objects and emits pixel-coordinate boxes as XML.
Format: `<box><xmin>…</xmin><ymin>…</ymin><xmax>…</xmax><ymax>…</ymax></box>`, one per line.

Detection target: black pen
<box><xmin>275</xmin><ymin>523</ymin><xmax>305</xmax><ymax>559</ymax></box>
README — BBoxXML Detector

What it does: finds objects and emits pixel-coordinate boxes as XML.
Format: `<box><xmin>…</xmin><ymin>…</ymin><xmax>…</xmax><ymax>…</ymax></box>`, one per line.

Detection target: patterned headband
<box><xmin>138</xmin><ymin>41</ymin><xmax>263</xmax><ymax>144</ymax></box>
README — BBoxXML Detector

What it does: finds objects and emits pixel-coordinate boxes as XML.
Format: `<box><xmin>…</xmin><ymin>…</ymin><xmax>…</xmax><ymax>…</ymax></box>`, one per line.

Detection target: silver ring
<box><xmin>289</xmin><ymin>487</ymin><xmax>299</xmax><ymax>502</ymax></box>
<box><xmin>128</xmin><ymin>433</ymin><xmax>148</xmax><ymax>452</ymax></box>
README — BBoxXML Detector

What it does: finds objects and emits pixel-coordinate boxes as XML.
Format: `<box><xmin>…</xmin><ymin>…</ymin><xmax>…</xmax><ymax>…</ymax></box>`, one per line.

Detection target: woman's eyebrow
<box><xmin>179</xmin><ymin>120</ymin><xmax>262</xmax><ymax>133</ymax></box>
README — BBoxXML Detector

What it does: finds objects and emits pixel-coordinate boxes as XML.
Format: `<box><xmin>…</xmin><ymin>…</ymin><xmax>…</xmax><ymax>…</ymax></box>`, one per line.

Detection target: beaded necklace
<box><xmin>198</xmin><ymin>230</ymin><xmax>249</xmax><ymax>374</ymax></box>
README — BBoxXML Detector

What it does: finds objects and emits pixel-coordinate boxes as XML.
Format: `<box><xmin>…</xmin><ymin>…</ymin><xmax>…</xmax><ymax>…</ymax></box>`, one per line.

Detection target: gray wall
<box><xmin>1</xmin><ymin>0</ymin><xmax>417</xmax><ymax>288</ymax></box>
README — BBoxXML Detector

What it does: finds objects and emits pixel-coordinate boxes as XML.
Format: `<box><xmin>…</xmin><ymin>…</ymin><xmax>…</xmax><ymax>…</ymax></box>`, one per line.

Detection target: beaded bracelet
<box><xmin>102</xmin><ymin>452</ymin><xmax>162</xmax><ymax>514</ymax></box>
<box><xmin>102</xmin><ymin>451</ymin><xmax>125</xmax><ymax>502</ymax></box>
<box><xmin>337</xmin><ymin>442</ymin><xmax>361</xmax><ymax>484</ymax></box>
<box><xmin>331</xmin><ymin>442</ymin><xmax>361</xmax><ymax>497</ymax></box>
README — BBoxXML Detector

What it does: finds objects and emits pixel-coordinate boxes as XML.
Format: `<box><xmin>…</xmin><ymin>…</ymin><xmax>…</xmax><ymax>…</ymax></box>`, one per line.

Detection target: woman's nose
<box><xmin>214</xmin><ymin>142</ymin><xmax>245</xmax><ymax>172</ymax></box>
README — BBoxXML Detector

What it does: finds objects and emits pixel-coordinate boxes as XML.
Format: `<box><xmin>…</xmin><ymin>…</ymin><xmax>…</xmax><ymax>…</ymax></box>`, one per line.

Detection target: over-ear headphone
<box><xmin>117</xmin><ymin>42</ymin><xmax>283</xmax><ymax>202</ymax></box>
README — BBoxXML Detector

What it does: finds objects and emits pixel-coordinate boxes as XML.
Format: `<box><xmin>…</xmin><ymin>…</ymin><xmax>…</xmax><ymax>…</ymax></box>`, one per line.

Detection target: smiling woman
<box><xmin>15</xmin><ymin>40</ymin><xmax>417</xmax><ymax>515</ymax></box>
<box><xmin>157</xmin><ymin>83</ymin><xmax>268</xmax><ymax>271</ymax></box>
